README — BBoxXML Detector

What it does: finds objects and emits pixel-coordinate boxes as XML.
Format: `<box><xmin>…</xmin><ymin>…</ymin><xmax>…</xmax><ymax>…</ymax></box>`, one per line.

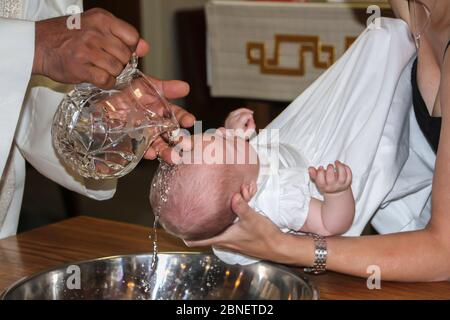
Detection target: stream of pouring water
<box><xmin>150</xmin><ymin>216</ymin><xmax>159</xmax><ymax>271</ymax></box>
<box><xmin>135</xmin><ymin>155</ymin><xmax>179</xmax><ymax>298</ymax></box>
<box><xmin>149</xmin><ymin>157</ymin><xmax>179</xmax><ymax>273</ymax></box>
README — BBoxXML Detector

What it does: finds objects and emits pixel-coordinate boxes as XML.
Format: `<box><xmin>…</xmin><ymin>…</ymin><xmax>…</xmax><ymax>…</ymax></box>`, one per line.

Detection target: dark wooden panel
<box><xmin>83</xmin><ymin>0</ymin><xmax>141</xmax><ymax>32</ymax></box>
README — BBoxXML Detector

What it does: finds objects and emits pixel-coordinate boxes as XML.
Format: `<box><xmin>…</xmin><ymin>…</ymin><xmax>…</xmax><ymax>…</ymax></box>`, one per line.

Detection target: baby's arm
<box><xmin>300</xmin><ymin>161</ymin><xmax>355</xmax><ymax>236</ymax></box>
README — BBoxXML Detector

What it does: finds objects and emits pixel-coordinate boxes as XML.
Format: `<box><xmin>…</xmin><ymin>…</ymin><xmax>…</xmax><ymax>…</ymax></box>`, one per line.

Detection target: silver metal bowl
<box><xmin>1</xmin><ymin>253</ymin><xmax>318</xmax><ymax>300</ymax></box>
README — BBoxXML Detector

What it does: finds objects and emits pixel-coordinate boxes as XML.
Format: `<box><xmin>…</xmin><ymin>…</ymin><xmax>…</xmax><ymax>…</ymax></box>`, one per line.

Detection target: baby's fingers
<box><xmin>326</xmin><ymin>164</ymin><xmax>336</xmax><ymax>184</ymax></box>
<box><xmin>335</xmin><ymin>161</ymin><xmax>347</xmax><ymax>184</ymax></box>
<box><xmin>309</xmin><ymin>167</ymin><xmax>318</xmax><ymax>181</ymax></box>
<box><xmin>316</xmin><ymin>166</ymin><xmax>326</xmax><ymax>187</ymax></box>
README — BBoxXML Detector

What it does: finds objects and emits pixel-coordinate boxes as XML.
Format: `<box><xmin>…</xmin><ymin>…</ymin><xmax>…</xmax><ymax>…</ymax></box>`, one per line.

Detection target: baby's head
<box><xmin>150</xmin><ymin>132</ymin><xmax>259</xmax><ymax>241</ymax></box>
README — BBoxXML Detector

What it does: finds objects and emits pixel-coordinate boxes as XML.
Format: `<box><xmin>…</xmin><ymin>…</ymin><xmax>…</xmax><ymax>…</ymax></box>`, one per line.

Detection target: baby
<box><xmin>149</xmin><ymin>19</ymin><xmax>419</xmax><ymax>266</ymax></box>
<box><xmin>150</xmin><ymin>108</ymin><xmax>355</xmax><ymax>243</ymax></box>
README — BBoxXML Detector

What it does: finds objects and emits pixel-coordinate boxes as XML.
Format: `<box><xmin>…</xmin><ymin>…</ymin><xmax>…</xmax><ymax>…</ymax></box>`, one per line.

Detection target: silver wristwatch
<box><xmin>304</xmin><ymin>233</ymin><xmax>328</xmax><ymax>275</ymax></box>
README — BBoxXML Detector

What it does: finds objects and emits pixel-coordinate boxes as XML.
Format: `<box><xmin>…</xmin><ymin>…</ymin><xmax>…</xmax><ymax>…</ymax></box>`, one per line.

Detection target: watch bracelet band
<box><xmin>304</xmin><ymin>233</ymin><xmax>328</xmax><ymax>275</ymax></box>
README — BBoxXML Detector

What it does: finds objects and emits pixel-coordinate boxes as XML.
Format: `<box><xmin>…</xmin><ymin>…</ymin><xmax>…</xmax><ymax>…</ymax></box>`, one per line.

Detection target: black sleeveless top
<box><xmin>412</xmin><ymin>58</ymin><xmax>442</xmax><ymax>154</ymax></box>
<box><xmin>412</xmin><ymin>41</ymin><xmax>450</xmax><ymax>154</ymax></box>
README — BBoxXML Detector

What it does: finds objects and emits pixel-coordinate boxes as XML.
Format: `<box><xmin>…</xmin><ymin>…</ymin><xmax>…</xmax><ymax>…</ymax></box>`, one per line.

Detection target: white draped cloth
<box><xmin>0</xmin><ymin>0</ymin><xmax>117</xmax><ymax>238</ymax></box>
<box><xmin>215</xmin><ymin>18</ymin><xmax>435</xmax><ymax>265</ymax></box>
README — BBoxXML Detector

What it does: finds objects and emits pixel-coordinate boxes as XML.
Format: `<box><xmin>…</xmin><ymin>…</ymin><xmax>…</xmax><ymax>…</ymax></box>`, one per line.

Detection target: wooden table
<box><xmin>1</xmin><ymin>217</ymin><xmax>449</xmax><ymax>300</ymax></box>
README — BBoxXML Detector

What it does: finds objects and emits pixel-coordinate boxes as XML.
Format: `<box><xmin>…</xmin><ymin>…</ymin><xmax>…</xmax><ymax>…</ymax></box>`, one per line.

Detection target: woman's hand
<box><xmin>143</xmin><ymin>79</ymin><xmax>196</xmax><ymax>164</ymax></box>
<box><xmin>185</xmin><ymin>192</ymin><xmax>286</xmax><ymax>261</ymax></box>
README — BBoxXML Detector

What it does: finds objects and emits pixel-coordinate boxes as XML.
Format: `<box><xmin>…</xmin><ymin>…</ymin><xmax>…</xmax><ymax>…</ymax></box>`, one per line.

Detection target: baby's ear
<box><xmin>240</xmin><ymin>181</ymin><xmax>258</xmax><ymax>202</ymax></box>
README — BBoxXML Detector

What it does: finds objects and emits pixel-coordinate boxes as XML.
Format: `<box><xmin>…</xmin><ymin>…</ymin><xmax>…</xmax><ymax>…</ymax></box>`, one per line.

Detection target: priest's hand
<box><xmin>33</xmin><ymin>8</ymin><xmax>149</xmax><ymax>89</ymax></box>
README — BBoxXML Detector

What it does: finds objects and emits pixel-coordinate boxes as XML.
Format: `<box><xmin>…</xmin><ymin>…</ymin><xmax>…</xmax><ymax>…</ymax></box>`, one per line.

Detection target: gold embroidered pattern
<box><xmin>247</xmin><ymin>35</ymin><xmax>358</xmax><ymax>77</ymax></box>
<box><xmin>247</xmin><ymin>35</ymin><xmax>335</xmax><ymax>76</ymax></box>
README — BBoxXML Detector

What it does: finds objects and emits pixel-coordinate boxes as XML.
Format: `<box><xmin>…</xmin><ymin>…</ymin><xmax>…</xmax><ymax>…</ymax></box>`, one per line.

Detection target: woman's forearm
<box><xmin>276</xmin><ymin>229</ymin><xmax>450</xmax><ymax>282</ymax></box>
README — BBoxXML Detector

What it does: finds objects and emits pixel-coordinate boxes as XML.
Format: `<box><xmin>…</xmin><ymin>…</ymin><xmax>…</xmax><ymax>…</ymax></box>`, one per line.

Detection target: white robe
<box><xmin>0</xmin><ymin>0</ymin><xmax>116</xmax><ymax>239</ymax></box>
<box><xmin>215</xmin><ymin>18</ymin><xmax>435</xmax><ymax>265</ymax></box>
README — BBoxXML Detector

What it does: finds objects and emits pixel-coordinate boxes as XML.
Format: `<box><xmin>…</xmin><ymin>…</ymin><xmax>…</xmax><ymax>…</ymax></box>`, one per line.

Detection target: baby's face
<box><xmin>178</xmin><ymin>132</ymin><xmax>259</xmax><ymax>168</ymax></box>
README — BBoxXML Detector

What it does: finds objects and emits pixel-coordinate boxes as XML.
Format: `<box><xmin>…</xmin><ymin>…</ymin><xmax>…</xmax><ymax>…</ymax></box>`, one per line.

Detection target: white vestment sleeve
<box><xmin>24</xmin><ymin>0</ymin><xmax>83</xmax><ymax>21</ymax></box>
<box><xmin>17</xmin><ymin>1</ymin><xmax>113</xmax><ymax>198</ymax></box>
<box><xmin>0</xmin><ymin>18</ymin><xmax>34</xmax><ymax>178</ymax></box>
<box><xmin>15</xmin><ymin>84</ymin><xmax>117</xmax><ymax>200</ymax></box>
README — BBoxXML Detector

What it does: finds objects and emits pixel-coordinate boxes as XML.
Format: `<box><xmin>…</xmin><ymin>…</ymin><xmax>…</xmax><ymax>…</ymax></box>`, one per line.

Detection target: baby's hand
<box><xmin>224</xmin><ymin>108</ymin><xmax>256</xmax><ymax>140</ymax></box>
<box><xmin>309</xmin><ymin>161</ymin><xmax>352</xmax><ymax>195</ymax></box>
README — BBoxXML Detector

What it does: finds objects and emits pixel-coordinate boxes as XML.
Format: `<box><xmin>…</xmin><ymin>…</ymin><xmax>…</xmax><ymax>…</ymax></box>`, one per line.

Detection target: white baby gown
<box><xmin>215</xmin><ymin>18</ymin><xmax>430</xmax><ymax>265</ymax></box>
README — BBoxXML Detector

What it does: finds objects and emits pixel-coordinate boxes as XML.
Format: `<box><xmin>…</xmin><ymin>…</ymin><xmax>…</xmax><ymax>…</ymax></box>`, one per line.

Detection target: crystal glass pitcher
<box><xmin>52</xmin><ymin>56</ymin><xmax>179</xmax><ymax>180</ymax></box>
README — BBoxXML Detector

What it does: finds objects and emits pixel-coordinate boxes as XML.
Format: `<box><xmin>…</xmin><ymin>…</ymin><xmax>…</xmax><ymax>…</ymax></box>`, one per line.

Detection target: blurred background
<box><xmin>19</xmin><ymin>0</ymin><xmax>391</xmax><ymax>233</ymax></box>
